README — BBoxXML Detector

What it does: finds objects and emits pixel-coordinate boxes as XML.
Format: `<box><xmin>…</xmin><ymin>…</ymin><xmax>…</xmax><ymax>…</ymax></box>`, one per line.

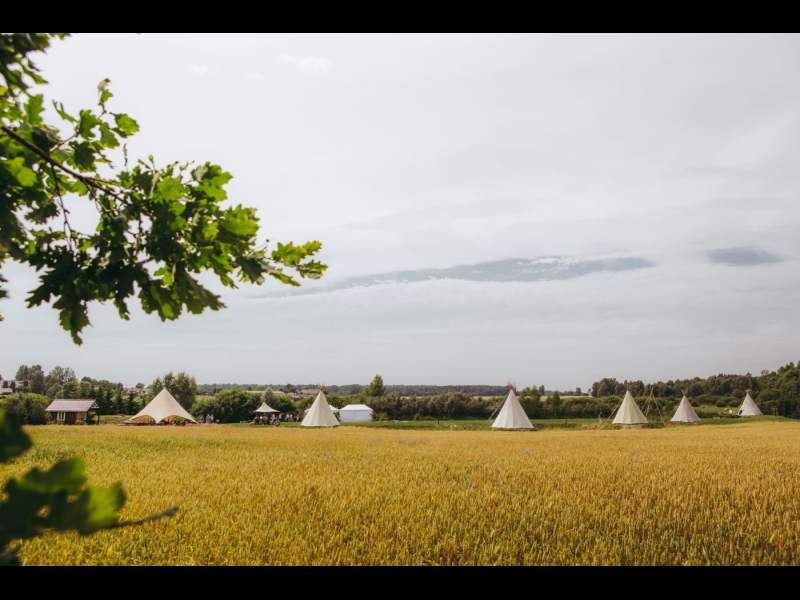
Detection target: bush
<box><xmin>191</xmin><ymin>388</ymin><xmax>260</xmax><ymax>423</ymax></box>
<box><xmin>0</xmin><ymin>393</ymin><xmax>49</xmax><ymax>425</ymax></box>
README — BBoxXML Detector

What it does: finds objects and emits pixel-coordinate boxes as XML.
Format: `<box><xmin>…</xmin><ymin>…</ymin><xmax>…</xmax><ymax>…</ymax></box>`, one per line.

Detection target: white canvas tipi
<box><xmin>301</xmin><ymin>386</ymin><xmax>339</xmax><ymax>428</ymax></box>
<box><xmin>492</xmin><ymin>383</ymin><xmax>535</xmax><ymax>430</ymax></box>
<box><xmin>671</xmin><ymin>390</ymin><xmax>701</xmax><ymax>423</ymax></box>
<box><xmin>738</xmin><ymin>391</ymin><xmax>762</xmax><ymax>417</ymax></box>
<box><xmin>612</xmin><ymin>388</ymin><xmax>649</xmax><ymax>425</ymax></box>
<box><xmin>125</xmin><ymin>388</ymin><xmax>197</xmax><ymax>424</ymax></box>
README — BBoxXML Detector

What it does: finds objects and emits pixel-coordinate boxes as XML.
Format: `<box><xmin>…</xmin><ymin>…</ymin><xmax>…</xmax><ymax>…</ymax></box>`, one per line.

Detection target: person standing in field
<box><xmin>598</xmin><ymin>412</ymin><xmax>604</xmax><ymax>424</ymax></box>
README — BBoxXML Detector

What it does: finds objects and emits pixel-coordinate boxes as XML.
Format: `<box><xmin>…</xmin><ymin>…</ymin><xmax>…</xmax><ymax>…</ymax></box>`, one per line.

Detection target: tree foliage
<box><xmin>365</xmin><ymin>374</ymin><xmax>386</xmax><ymax>398</ymax></box>
<box><xmin>148</xmin><ymin>371</ymin><xmax>197</xmax><ymax>411</ymax></box>
<box><xmin>0</xmin><ymin>408</ymin><xmax>176</xmax><ymax>565</ymax></box>
<box><xmin>0</xmin><ymin>393</ymin><xmax>49</xmax><ymax>425</ymax></box>
<box><xmin>0</xmin><ymin>33</ymin><xmax>327</xmax><ymax>342</ymax></box>
<box><xmin>191</xmin><ymin>388</ymin><xmax>260</xmax><ymax>423</ymax></box>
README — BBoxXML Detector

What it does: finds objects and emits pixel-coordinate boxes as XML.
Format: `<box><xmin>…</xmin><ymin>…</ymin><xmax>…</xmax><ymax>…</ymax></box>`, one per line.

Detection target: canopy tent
<box><xmin>671</xmin><ymin>390</ymin><xmax>701</xmax><ymax>423</ymax></box>
<box><xmin>492</xmin><ymin>384</ymin><xmax>534</xmax><ymax>430</ymax></box>
<box><xmin>612</xmin><ymin>389</ymin><xmax>649</xmax><ymax>425</ymax></box>
<box><xmin>125</xmin><ymin>388</ymin><xmax>197</xmax><ymax>424</ymax></box>
<box><xmin>738</xmin><ymin>391</ymin><xmax>762</xmax><ymax>417</ymax></box>
<box><xmin>301</xmin><ymin>387</ymin><xmax>340</xmax><ymax>427</ymax></box>
<box><xmin>254</xmin><ymin>402</ymin><xmax>279</xmax><ymax>414</ymax></box>
<box><xmin>339</xmin><ymin>404</ymin><xmax>373</xmax><ymax>423</ymax></box>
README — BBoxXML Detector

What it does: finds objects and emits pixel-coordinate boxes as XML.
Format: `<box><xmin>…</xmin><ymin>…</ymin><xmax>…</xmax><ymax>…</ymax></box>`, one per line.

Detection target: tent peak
<box><xmin>507</xmin><ymin>381</ymin><xmax>516</xmax><ymax>390</ymax></box>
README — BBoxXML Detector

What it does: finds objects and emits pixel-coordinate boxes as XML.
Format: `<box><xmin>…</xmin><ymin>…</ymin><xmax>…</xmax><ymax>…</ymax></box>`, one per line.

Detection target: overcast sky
<box><xmin>1</xmin><ymin>33</ymin><xmax>799</xmax><ymax>389</ymax></box>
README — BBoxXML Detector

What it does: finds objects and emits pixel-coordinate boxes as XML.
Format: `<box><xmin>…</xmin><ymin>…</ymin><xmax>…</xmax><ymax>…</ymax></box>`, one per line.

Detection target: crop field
<box><xmin>4</xmin><ymin>421</ymin><xmax>800</xmax><ymax>565</ymax></box>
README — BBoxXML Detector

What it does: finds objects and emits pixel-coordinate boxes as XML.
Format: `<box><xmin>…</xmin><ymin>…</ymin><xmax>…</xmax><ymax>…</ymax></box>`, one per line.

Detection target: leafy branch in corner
<box><xmin>0</xmin><ymin>408</ymin><xmax>177</xmax><ymax>566</ymax></box>
<box><xmin>0</xmin><ymin>33</ymin><xmax>327</xmax><ymax>342</ymax></box>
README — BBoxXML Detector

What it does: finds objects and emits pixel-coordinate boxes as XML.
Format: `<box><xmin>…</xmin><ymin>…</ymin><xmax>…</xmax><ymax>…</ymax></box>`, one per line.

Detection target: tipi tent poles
<box><xmin>489</xmin><ymin>381</ymin><xmax>516</xmax><ymax>421</ymax></box>
<box><xmin>644</xmin><ymin>388</ymin><xmax>666</xmax><ymax>426</ymax></box>
<box><xmin>604</xmin><ymin>399</ymin><xmax>624</xmax><ymax>428</ymax></box>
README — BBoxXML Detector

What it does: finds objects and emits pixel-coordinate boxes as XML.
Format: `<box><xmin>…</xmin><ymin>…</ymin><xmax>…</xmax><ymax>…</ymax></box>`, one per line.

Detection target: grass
<box><xmin>5</xmin><ymin>420</ymin><xmax>799</xmax><ymax>565</ymax></box>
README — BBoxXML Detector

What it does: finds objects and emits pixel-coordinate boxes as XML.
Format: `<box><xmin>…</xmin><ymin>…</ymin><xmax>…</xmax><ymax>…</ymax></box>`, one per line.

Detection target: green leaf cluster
<box><xmin>0</xmin><ymin>409</ymin><xmax>124</xmax><ymax>565</ymax></box>
<box><xmin>0</xmin><ymin>408</ymin><xmax>177</xmax><ymax>566</ymax></box>
<box><xmin>0</xmin><ymin>33</ymin><xmax>327</xmax><ymax>341</ymax></box>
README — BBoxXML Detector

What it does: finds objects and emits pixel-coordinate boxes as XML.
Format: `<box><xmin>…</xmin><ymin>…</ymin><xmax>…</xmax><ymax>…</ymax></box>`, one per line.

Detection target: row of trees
<box><xmin>5</xmin><ymin>363</ymin><xmax>800</xmax><ymax>423</ymax></box>
<box><xmin>590</xmin><ymin>362</ymin><xmax>800</xmax><ymax>418</ymax></box>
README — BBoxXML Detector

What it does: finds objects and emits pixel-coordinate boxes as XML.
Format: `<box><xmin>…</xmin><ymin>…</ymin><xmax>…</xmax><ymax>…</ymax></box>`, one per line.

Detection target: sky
<box><xmin>1</xmin><ymin>33</ymin><xmax>799</xmax><ymax>389</ymax></box>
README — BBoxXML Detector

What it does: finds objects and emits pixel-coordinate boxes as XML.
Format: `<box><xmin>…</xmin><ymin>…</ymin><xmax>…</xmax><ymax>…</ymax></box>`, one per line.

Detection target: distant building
<box><xmin>45</xmin><ymin>400</ymin><xmax>100</xmax><ymax>425</ymax></box>
<box><xmin>0</xmin><ymin>379</ymin><xmax>17</xmax><ymax>396</ymax></box>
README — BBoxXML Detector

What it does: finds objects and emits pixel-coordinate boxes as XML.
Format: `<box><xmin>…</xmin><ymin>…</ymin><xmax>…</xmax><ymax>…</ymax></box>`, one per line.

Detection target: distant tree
<box><xmin>78</xmin><ymin>379</ymin><xmax>93</xmax><ymax>399</ymax></box>
<box><xmin>271</xmin><ymin>395</ymin><xmax>296</xmax><ymax>414</ymax></box>
<box><xmin>263</xmin><ymin>387</ymin><xmax>275</xmax><ymax>403</ymax></box>
<box><xmin>28</xmin><ymin>366</ymin><xmax>45</xmax><ymax>395</ymax></box>
<box><xmin>148</xmin><ymin>372</ymin><xmax>197</xmax><ymax>411</ymax></box>
<box><xmin>191</xmin><ymin>388</ymin><xmax>259</xmax><ymax>423</ymax></box>
<box><xmin>538</xmin><ymin>385</ymin><xmax>545</xmax><ymax>396</ymax></box>
<box><xmin>282</xmin><ymin>384</ymin><xmax>297</xmax><ymax>394</ymax></box>
<box><xmin>97</xmin><ymin>388</ymin><xmax>113</xmax><ymax>415</ymax></box>
<box><xmin>62</xmin><ymin>378</ymin><xmax>79</xmax><ymax>399</ymax></box>
<box><xmin>125</xmin><ymin>392</ymin><xmax>135</xmax><ymax>415</ymax></box>
<box><xmin>46</xmin><ymin>366</ymin><xmax>76</xmax><ymax>386</ymax></box>
<box><xmin>519</xmin><ymin>395</ymin><xmax>542</xmax><ymax>419</ymax></box>
<box><xmin>0</xmin><ymin>393</ymin><xmax>49</xmax><ymax>425</ymax></box>
<box><xmin>575</xmin><ymin>387</ymin><xmax>582</xmax><ymax>396</ymax></box>
<box><xmin>366</xmin><ymin>374</ymin><xmax>386</xmax><ymax>398</ymax></box>
<box><xmin>112</xmin><ymin>390</ymin><xmax>124</xmax><ymax>415</ymax></box>
<box><xmin>546</xmin><ymin>391</ymin><xmax>562</xmax><ymax>408</ymax></box>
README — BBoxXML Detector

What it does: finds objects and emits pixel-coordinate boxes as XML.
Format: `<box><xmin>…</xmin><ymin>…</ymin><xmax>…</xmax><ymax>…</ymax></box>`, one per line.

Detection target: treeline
<box><xmin>4</xmin><ymin>365</ymin><xmax>125</xmax><ymax>400</ymax></box>
<box><xmin>590</xmin><ymin>362</ymin><xmax>800</xmax><ymax>418</ymax></box>
<box><xmin>5</xmin><ymin>362</ymin><xmax>799</xmax><ymax>424</ymax></box>
<box><xmin>197</xmin><ymin>383</ymin><xmax>513</xmax><ymax>397</ymax></box>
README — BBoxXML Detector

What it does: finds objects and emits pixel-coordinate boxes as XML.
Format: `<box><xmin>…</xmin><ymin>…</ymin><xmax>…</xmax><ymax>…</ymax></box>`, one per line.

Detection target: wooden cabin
<box><xmin>45</xmin><ymin>399</ymin><xmax>100</xmax><ymax>425</ymax></box>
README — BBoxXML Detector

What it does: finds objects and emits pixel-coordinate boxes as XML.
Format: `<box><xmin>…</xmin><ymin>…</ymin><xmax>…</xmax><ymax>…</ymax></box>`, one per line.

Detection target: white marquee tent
<box><xmin>339</xmin><ymin>404</ymin><xmax>374</xmax><ymax>422</ymax></box>
<box><xmin>671</xmin><ymin>391</ymin><xmax>701</xmax><ymax>424</ymax></box>
<box><xmin>738</xmin><ymin>392</ymin><xmax>762</xmax><ymax>417</ymax></box>
<box><xmin>125</xmin><ymin>388</ymin><xmax>197</xmax><ymax>425</ymax></box>
<box><xmin>301</xmin><ymin>388</ymin><xmax>340</xmax><ymax>428</ymax></box>
<box><xmin>492</xmin><ymin>385</ymin><xmax>534</xmax><ymax>430</ymax></box>
<box><xmin>612</xmin><ymin>389</ymin><xmax>649</xmax><ymax>425</ymax></box>
<box><xmin>254</xmin><ymin>402</ymin><xmax>279</xmax><ymax>414</ymax></box>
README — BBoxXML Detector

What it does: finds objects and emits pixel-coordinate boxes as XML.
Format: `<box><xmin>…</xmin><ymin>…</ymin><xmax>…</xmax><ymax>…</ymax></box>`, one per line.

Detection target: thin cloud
<box><xmin>706</xmin><ymin>248</ymin><xmax>783</xmax><ymax>267</ymax></box>
<box><xmin>279</xmin><ymin>54</ymin><xmax>332</xmax><ymax>72</ymax></box>
<box><xmin>257</xmin><ymin>256</ymin><xmax>655</xmax><ymax>298</ymax></box>
<box><xmin>246</xmin><ymin>72</ymin><xmax>264</xmax><ymax>81</ymax></box>
<box><xmin>190</xmin><ymin>64</ymin><xmax>210</xmax><ymax>75</ymax></box>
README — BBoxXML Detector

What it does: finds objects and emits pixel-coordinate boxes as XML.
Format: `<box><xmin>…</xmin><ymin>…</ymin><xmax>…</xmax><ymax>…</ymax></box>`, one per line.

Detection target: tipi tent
<box><xmin>612</xmin><ymin>389</ymin><xmax>649</xmax><ymax>425</ymax></box>
<box><xmin>125</xmin><ymin>388</ymin><xmax>197</xmax><ymax>424</ymax></box>
<box><xmin>492</xmin><ymin>383</ymin><xmax>535</xmax><ymax>430</ymax></box>
<box><xmin>671</xmin><ymin>390</ymin><xmax>701</xmax><ymax>423</ymax></box>
<box><xmin>339</xmin><ymin>404</ymin><xmax>373</xmax><ymax>422</ymax></box>
<box><xmin>301</xmin><ymin>387</ymin><xmax>340</xmax><ymax>428</ymax></box>
<box><xmin>738</xmin><ymin>391</ymin><xmax>762</xmax><ymax>417</ymax></box>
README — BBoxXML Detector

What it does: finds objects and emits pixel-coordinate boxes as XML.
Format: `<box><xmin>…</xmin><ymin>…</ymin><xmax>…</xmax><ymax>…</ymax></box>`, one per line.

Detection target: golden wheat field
<box><xmin>4</xmin><ymin>422</ymin><xmax>800</xmax><ymax>565</ymax></box>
